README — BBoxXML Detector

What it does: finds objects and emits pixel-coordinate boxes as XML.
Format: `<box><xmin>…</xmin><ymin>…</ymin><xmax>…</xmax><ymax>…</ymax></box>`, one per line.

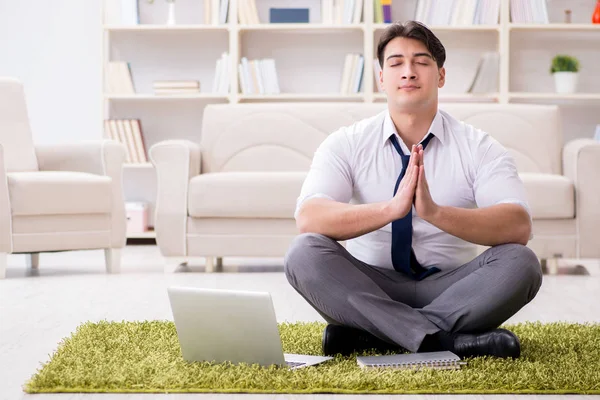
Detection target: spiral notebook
<box><xmin>357</xmin><ymin>351</ymin><xmax>467</xmax><ymax>370</ymax></box>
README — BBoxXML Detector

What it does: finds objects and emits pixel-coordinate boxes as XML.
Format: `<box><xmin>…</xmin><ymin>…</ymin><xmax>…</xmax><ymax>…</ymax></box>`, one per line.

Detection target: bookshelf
<box><xmin>102</xmin><ymin>0</ymin><xmax>600</xmax><ymax>239</ymax></box>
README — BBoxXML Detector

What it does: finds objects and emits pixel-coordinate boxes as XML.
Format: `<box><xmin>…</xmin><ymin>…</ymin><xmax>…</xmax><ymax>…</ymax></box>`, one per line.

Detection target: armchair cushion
<box><xmin>8</xmin><ymin>171</ymin><xmax>112</xmax><ymax>216</ymax></box>
<box><xmin>188</xmin><ymin>172</ymin><xmax>306</xmax><ymax>219</ymax></box>
<box><xmin>520</xmin><ymin>173</ymin><xmax>574</xmax><ymax>219</ymax></box>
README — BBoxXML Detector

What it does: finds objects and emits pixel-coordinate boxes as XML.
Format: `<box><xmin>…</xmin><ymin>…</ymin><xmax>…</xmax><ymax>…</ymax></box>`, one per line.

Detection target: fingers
<box><xmin>411</xmin><ymin>165</ymin><xmax>419</xmax><ymax>189</ymax></box>
<box><xmin>403</xmin><ymin>145</ymin><xmax>415</xmax><ymax>182</ymax></box>
<box><xmin>413</xmin><ymin>145</ymin><xmax>420</xmax><ymax>166</ymax></box>
<box><xmin>417</xmin><ymin>164</ymin><xmax>427</xmax><ymax>192</ymax></box>
<box><xmin>403</xmin><ymin>144</ymin><xmax>423</xmax><ymax>187</ymax></box>
<box><xmin>400</xmin><ymin>165</ymin><xmax>418</xmax><ymax>195</ymax></box>
<box><xmin>417</xmin><ymin>145</ymin><xmax>424</xmax><ymax>167</ymax></box>
<box><xmin>409</xmin><ymin>144</ymin><xmax>423</xmax><ymax>167</ymax></box>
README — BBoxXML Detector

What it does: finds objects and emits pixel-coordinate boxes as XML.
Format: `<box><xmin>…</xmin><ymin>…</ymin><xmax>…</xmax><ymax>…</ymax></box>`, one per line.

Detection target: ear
<box><xmin>438</xmin><ymin>67</ymin><xmax>446</xmax><ymax>88</ymax></box>
<box><xmin>379</xmin><ymin>67</ymin><xmax>384</xmax><ymax>92</ymax></box>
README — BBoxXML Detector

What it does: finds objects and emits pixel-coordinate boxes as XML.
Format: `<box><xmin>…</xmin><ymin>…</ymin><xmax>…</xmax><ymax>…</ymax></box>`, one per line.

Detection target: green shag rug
<box><xmin>24</xmin><ymin>321</ymin><xmax>600</xmax><ymax>395</ymax></box>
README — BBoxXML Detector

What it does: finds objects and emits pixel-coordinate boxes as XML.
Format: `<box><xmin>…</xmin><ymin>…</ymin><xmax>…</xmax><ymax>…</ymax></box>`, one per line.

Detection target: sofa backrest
<box><xmin>0</xmin><ymin>77</ymin><xmax>39</xmax><ymax>172</ymax></box>
<box><xmin>200</xmin><ymin>102</ymin><xmax>561</xmax><ymax>175</ymax></box>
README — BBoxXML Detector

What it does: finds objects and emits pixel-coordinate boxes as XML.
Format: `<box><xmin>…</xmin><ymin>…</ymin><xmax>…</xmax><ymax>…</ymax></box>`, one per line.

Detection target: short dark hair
<box><xmin>377</xmin><ymin>21</ymin><xmax>446</xmax><ymax>69</ymax></box>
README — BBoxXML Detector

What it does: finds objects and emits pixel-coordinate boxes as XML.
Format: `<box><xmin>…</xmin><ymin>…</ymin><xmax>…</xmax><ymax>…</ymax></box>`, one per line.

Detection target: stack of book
<box><xmin>204</xmin><ymin>0</ymin><xmax>230</xmax><ymax>25</ymax></box>
<box><xmin>103</xmin><ymin>119</ymin><xmax>148</xmax><ymax>164</ymax></box>
<box><xmin>340</xmin><ymin>53</ymin><xmax>364</xmax><ymax>94</ymax></box>
<box><xmin>510</xmin><ymin>0</ymin><xmax>549</xmax><ymax>23</ymax></box>
<box><xmin>238</xmin><ymin>57</ymin><xmax>280</xmax><ymax>95</ymax></box>
<box><xmin>104</xmin><ymin>0</ymin><xmax>139</xmax><ymax>25</ymax></box>
<box><xmin>322</xmin><ymin>0</ymin><xmax>364</xmax><ymax>24</ymax></box>
<box><xmin>373</xmin><ymin>59</ymin><xmax>383</xmax><ymax>92</ymax></box>
<box><xmin>467</xmin><ymin>51</ymin><xmax>500</xmax><ymax>93</ymax></box>
<box><xmin>373</xmin><ymin>0</ymin><xmax>392</xmax><ymax>23</ymax></box>
<box><xmin>106</xmin><ymin>61</ymin><xmax>135</xmax><ymax>94</ymax></box>
<box><xmin>212</xmin><ymin>52</ymin><xmax>231</xmax><ymax>94</ymax></box>
<box><xmin>414</xmin><ymin>0</ymin><xmax>502</xmax><ymax>26</ymax></box>
<box><xmin>153</xmin><ymin>80</ymin><xmax>199</xmax><ymax>95</ymax></box>
<box><xmin>238</xmin><ymin>0</ymin><xmax>260</xmax><ymax>24</ymax></box>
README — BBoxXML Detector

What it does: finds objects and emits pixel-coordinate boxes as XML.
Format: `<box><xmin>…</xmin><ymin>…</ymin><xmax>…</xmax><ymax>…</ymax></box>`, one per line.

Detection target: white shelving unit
<box><xmin>102</xmin><ymin>0</ymin><xmax>600</xmax><ymax>239</ymax></box>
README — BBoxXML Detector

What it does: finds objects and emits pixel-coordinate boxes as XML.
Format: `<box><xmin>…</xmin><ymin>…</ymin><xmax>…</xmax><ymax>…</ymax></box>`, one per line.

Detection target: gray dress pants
<box><xmin>283</xmin><ymin>233</ymin><xmax>543</xmax><ymax>353</ymax></box>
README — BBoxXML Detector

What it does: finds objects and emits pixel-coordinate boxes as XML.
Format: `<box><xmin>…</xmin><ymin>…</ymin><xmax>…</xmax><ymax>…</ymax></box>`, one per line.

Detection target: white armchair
<box><xmin>0</xmin><ymin>77</ymin><xmax>127</xmax><ymax>278</ymax></box>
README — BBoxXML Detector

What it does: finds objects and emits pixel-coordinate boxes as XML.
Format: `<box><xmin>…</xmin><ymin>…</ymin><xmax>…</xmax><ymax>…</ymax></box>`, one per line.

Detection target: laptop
<box><xmin>167</xmin><ymin>286</ymin><xmax>333</xmax><ymax>369</ymax></box>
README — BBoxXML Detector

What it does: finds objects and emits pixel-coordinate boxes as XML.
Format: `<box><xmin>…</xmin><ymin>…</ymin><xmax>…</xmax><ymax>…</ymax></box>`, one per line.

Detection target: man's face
<box><xmin>379</xmin><ymin>37</ymin><xmax>445</xmax><ymax>111</ymax></box>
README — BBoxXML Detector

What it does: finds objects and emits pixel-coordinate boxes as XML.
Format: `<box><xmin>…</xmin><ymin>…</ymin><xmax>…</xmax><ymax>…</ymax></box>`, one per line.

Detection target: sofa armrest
<box><xmin>563</xmin><ymin>138</ymin><xmax>600</xmax><ymax>258</ymax></box>
<box><xmin>149</xmin><ymin>140</ymin><xmax>201</xmax><ymax>257</ymax></box>
<box><xmin>0</xmin><ymin>145</ymin><xmax>11</xmax><ymax>254</ymax></box>
<box><xmin>35</xmin><ymin>140</ymin><xmax>127</xmax><ymax>248</ymax></box>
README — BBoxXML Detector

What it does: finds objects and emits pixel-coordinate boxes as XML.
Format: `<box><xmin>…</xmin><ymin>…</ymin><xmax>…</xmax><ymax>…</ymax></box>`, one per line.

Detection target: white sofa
<box><xmin>0</xmin><ymin>77</ymin><xmax>127</xmax><ymax>278</ymax></box>
<box><xmin>150</xmin><ymin>102</ymin><xmax>600</xmax><ymax>272</ymax></box>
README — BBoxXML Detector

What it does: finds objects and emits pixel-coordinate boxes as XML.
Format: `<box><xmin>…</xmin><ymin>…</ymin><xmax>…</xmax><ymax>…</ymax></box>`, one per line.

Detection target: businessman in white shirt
<box><xmin>284</xmin><ymin>20</ymin><xmax>542</xmax><ymax>359</ymax></box>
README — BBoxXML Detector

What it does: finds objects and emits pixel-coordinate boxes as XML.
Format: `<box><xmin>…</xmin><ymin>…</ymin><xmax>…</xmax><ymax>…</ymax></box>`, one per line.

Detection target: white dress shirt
<box><xmin>294</xmin><ymin>108</ymin><xmax>532</xmax><ymax>271</ymax></box>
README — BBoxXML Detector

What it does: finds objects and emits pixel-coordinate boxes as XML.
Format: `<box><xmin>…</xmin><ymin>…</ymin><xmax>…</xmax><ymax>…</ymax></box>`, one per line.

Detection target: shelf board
<box><xmin>373</xmin><ymin>24</ymin><xmax>500</xmax><ymax>32</ymax></box>
<box><xmin>509</xmin><ymin>92</ymin><xmax>600</xmax><ymax>101</ymax></box>
<box><xmin>127</xmin><ymin>230</ymin><xmax>156</xmax><ymax>239</ymax></box>
<box><xmin>509</xmin><ymin>23</ymin><xmax>600</xmax><ymax>31</ymax></box>
<box><xmin>238</xmin><ymin>23</ymin><xmax>364</xmax><ymax>33</ymax></box>
<box><xmin>103</xmin><ymin>24</ymin><xmax>228</xmax><ymax>32</ymax></box>
<box><xmin>124</xmin><ymin>163</ymin><xmax>153</xmax><ymax>169</ymax></box>
<box><xmin>239</xmin><ymin>93</ymin><xmax>365</xmax><ymax>101</ymax></box>
<box><xmin>105</xmin><ymin>94</ymin><xmax>229</xmax><ymax>100</ymax></box>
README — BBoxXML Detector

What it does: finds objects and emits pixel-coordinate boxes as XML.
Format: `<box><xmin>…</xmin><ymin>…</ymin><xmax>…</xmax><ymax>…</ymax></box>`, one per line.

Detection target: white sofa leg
<box><xmin>104</xmin><ymin>248</ymin><xmax>121</xmax><ymax>274</ymax></box>
<box><xmin>205</xmin><ymin>257</ymin><xmax>215</xmax><ymax>273</ymax></box>
<box><xmin>26</xmin><ymin>253</ymin><xmax>39</xmax><ymax>269</ymax></box>
<box><xmin>0</xmin><ymin>252</ymin><xmax>6</xmax><ymax>279</ymax></box>
<box><xmin>544</xmin><ymin>257</ymin><xmax>559</xmax><ymax>275</ymax></box>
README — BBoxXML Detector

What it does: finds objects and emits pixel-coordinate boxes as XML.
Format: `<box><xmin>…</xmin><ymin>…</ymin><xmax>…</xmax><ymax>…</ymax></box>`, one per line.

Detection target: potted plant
<box><xmin>550</xmin><ymin>55</ymin><xmax>580</xmax><ymax>94</ymax></box>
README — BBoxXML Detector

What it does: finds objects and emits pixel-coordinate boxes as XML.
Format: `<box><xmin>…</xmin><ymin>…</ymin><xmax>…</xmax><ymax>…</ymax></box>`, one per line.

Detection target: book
<box><xmin>340</xmin><ymin>53</ymin><xmax>364</xmax><ymax>94</ymax></box>
<box><xmin>153</xmin><ymin>80</ymin><xmax>199</xmax><ymax>89</ymax></box>
<box><xmin>104</xmin><ymin>119</ymin><xmax>148</xmax><ymax>164</ymax></box>
<box><xmin>467</xmin><ymin>52</ymin><xmax>500</xmax><ymax>93</ymax></box>
<box><xmin>357</xmin><ymin>351</ymin><xmax>466</xmax><ymax>370</ymax></box>
<box><xmin>106</xmin><ymin>61</ymin><xmax>135</xmax><ymax>94</ymax></box>
<box><xmin>269</xmin><ymin>8</ymin><xmax>309</xmax><ymax>23</ymax></box>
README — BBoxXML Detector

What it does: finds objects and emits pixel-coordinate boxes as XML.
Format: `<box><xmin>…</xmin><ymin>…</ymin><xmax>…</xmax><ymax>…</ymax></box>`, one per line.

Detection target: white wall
<box><xmin>0</xmin><ymin>0</ymin><xmax>102</xmax><ymax>145</ymax></box>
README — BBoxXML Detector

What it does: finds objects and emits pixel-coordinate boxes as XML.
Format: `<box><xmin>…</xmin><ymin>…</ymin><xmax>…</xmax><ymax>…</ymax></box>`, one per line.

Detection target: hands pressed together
<box><xmin>389</xmin><ymin>143</ymin><xmax>440</xmax><ymax>222</ymax></box>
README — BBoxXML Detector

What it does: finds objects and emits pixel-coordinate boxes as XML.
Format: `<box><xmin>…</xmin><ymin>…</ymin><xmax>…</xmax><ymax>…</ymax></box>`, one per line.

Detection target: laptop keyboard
<box><xmin>286</xmin><ymin>361</ymin><xmax>306</xmax><ymax>368</ymax></box>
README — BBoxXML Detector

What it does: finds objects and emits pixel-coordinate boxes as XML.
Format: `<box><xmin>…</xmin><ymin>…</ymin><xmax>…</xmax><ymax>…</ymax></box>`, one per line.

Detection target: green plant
<box><xmin>550</xmin><ymin>54</ymin><xmax>580</xmax><ymax>73</ymax></box>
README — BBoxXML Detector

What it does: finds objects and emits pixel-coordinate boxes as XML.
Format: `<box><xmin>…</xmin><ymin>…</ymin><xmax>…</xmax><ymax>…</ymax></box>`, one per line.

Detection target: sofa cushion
<box><xmin>8</xmin><ymin>171</ymin><xmax>112</xmax><ymax>216</ymax></box>
<box><xmin>187</xmin><ymin>171</ymin><xmax>573</xmax><ymax>220</ymax></box>
<box><xmin>188</xmin><ymin>172</ymin><xmax>307</xmax><ymax>218</ymax></box>
<box><xmin>520</xmin><ymin>173</ymin><xmax>574</xmax><ymax>219</ymax></box>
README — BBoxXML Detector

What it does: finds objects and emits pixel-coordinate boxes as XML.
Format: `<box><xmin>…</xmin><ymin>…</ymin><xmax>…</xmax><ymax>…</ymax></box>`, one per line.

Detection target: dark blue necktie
<box><xmin>389</xmin><ymin>133</ymin><xmax>440</xmax><ymax>280</ymax></box>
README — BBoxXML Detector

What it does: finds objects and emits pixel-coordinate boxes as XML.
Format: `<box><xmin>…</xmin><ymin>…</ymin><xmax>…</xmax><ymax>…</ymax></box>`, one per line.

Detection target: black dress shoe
<box><xmin>453</xmin><ymin>328</ymin><xmax>521</xmax><ymax>359</ymax></box>
<box><xmin>322</xmin><ymin>324</ymin><xmax>403</xmax><ymax>356</ymax></box>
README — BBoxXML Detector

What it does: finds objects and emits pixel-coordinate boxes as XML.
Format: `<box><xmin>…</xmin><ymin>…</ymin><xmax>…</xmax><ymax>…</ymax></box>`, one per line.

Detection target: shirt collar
<box><xmin>382</xmin><ymin>109</ymin><xmax>445</xmax><ymax>150</ymax></box>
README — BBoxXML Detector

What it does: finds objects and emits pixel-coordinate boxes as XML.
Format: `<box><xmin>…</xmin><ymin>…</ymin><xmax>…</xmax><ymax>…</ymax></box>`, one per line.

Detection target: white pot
<box><xmin>553</xmin><ymin>72</ymin><xmax>578</xmax><ymax>94</ymax></box>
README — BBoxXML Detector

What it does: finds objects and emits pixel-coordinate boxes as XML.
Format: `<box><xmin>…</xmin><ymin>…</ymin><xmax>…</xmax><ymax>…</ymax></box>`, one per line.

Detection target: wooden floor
<box><xmin>1</xmin><ymin>245</ymin><xmax>599</xmax><ymax>400</ymax></box>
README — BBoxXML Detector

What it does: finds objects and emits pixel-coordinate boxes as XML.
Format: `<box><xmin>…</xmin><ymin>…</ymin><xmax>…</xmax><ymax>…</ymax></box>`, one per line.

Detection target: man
<box><xmin>283</xmin><ymin>20</ymin><xmax>542</xmax><ymax>359</ymax></box>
